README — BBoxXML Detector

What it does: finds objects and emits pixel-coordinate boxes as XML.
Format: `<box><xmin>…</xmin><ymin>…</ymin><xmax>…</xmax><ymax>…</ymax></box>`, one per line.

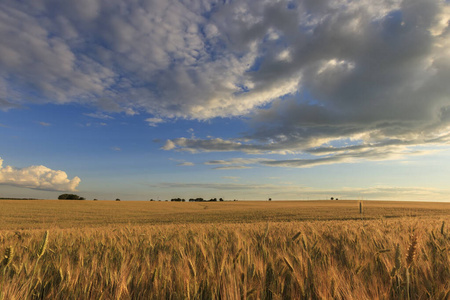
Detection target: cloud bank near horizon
<box><xmin>151</xmin><ymin>181</ymin><xmax>450</xmax><ymax>201</ymax></box>
<box><xmin>0</xmin><ymin>158</ymin><xmax>81</xmax><ymax>192</ymax></box>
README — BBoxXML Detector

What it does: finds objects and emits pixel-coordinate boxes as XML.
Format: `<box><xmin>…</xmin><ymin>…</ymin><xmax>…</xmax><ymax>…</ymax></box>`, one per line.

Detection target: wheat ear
<box><xmin>2</xmin><ymin>246</ymin><xmax>14</xmax><ymax>267</ymax></box>
<box><xmin>38</xmin><ymin>230</ymin><xmax>49</xmax><ymax>259</ymax></box>
<box><xmin>406</xmin><ymin>233</ymin><xmax>417</xmax><ymax>268</ymax></box>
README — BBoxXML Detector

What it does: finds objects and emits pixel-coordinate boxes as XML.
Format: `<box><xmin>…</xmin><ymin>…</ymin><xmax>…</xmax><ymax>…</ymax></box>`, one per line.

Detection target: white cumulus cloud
<box><xmin>0</xmin><ymin>158</ymin><xmax>81</xmax><ymax>192</ymax></box>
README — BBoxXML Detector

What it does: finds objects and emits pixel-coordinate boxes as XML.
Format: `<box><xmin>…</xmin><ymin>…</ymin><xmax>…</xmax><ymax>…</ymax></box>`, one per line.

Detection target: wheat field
<box><xmin>0</xmin><ymin>200</ymin><xmax>449</xmax><ymax>299</ymax></box>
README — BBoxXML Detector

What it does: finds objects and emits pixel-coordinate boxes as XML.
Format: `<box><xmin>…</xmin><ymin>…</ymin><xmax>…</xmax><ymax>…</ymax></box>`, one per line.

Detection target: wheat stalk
<box><xmin>406</xmin><ymin>233</ymin><xmax>417</xmax><ymax>268</ymax></box>
<box><xmin>31</xmin><ymin>230</ymin><xmax>49</xmax><ymax>277</ymax></box>
<box><xmin>283</xmin><ymin>256</ymin><xmax>294</xmax><ymax>273</ymax></box>
<box><xmin>405</xmin><ymin>233</ymin><xmax>418</xmax><ymax>300</ymax></box>
<box><xmin>2</xmin><ymin>246</ymin><xmax>14</xmax><ymax>268</ymax></box>
<box><xmin>187</xmin><ymin>258</ymin><xmax>196</xmax><ymax>278</ymax></box>
<box><xmin>394</xmin><ymin>243</ymin><xmax>401</xmax><ymax>271</ymax></box>
<box><xmin>37</xmin><ymin>230</ymin><xmax>49</xmax><ymax>259</ymax></box>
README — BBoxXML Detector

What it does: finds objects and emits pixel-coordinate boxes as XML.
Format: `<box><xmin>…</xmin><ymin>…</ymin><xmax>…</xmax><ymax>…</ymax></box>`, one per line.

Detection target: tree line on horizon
<box><xmin>57</xmin><ymin>194</ymin><xmax>228</xmax><ymax>202</ymax></box>
<box><xmin>166</xmin><ymin>197</ymin><xmax>225</xmax><ymax>202</ymax></box>
<box><xmin>58</xmin><ymin>194</ymin><xmax>85</xmax><ymax>200</ymax></box>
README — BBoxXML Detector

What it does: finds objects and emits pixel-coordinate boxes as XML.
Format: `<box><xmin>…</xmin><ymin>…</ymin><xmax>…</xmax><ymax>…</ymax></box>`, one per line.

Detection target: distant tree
<box><xmin>116</xmin><ymin>198</ymin><xmax>120</xmax><ymax>201</ymax></box>
<box><xmin>268</xmin><ymin>198</ymin><xmax>272</xmax><ymax>201</ymax></box>
<box><xmin>93</xmin><ymin>199</ymin><xmax>98</xmax><ymax>201</ymax></box>
<box><xmin>336</xmin><ymin>198</ymin><xmax>339</xmax><ymax>200</ymax></box>
<box><xmin>219</xmin><ymin>198</ymin><xmax>224</xmax><ymax>202</ymax></box>
<box><xmin>331</xmin><ymin>197</ymin><xmax>334</xmax><ymax>200</ymax></box>
<box><xmin>171</xmin><ymin>198</ymin><xmax>185</xmax><ymax>202</ymax></box>
<box><xmin>58</xmin><ymin>194</ymin><xmax>84</xmax><ymax>200</ymax></box>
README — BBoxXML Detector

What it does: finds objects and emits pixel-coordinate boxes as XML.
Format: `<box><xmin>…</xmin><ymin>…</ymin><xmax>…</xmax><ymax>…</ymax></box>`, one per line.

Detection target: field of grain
<box><xmin>0</xmin><ymin>200</ymin><xmax>449</xmax><ymax>299</ymax></box>
<box><xmin>1</xmin><ymin>200</ymin><xmax>449</xmax><ymax>230</ymax></box>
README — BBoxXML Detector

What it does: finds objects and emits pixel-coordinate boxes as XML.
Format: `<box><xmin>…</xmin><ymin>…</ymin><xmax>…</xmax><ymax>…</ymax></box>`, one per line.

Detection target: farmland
<box><xmin>0</xmin><ymin>200</ymin><xmax>449</xmax><ymax>299</ymax></box>
<box><xmin>0</xmin><ymin>199</ymin><xmax>449</xmax><ymax>230</ymax></box>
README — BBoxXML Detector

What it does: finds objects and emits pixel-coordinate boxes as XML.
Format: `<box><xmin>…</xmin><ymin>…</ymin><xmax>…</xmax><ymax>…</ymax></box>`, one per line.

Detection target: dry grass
<box><xmin>0</xmin><ymin>200</ymin><xmax>449</xmax><ymax>299</ymax></box>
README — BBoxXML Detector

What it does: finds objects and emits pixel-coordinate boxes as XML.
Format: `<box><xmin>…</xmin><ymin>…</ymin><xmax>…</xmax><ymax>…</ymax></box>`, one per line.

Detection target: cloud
<box><xmin>152</xmin><ymin>182</ymin><xmax>283</xmax><ymax>191</ymax></box>
<box><xmin>164</xmin><ymin>132</ymin><xmax>448</xmax><ymax>166</ymax></box>
<box><xmin>162</xmin><ymin>138</ymin><xmax>275</xmax><ymax>154</ymax></box>
<box><xmin>205</xmin><ymin>157</ymin><xmax>263</xmax><ymax>169</ymax></box>
<box><xmin>150</xmin><ymin>181</ymin><xmax>450</xmax><ymax>200</ymax></box>
<box><xmin>39</xmin><ymin>122</ymin><xmax>51</xmax><ymax>127</ymax></box>
<box><xmin>84</xmin><ymin>112</ymin><xmax>114</xmax><ymax>120</ymax></box>
<box><xmin>0</xmin><ymin>98</ymin><xmax>21</xmax><ymax>111</ymax></box>
<box><xmin>169</xmin><ymin>158</ymin><xmax>194</xmax><ymax>166</ymax></box>
<box><xmin>1</xmin><ymin>0</ymin><xmax>446</xmax><ymax>121</ymax></box>
<box><xmin>223</xmin><ymin>176</ymin><xmax>239</xmax><ymax>180</ymax></box>
<box><xmin>212</xmin><ymin>166</ymin><xmax>253</xmax><ymax>170</ymax></box>
<box><xmin>303</xmin><ymin>186</ymin><xmax>450</xmax><ymax>201</ymax></box>
<box><xmin>111</xmin><ymin>146</ymin><xmax>121</xmax><ymax>151</ymax></box>
<box><xmin>2</xmin><ymin>0</ymin><xmax>450</xmax><ymax>167</ymax></box>
<box><xmin>177</xmin><ymin>162</ymin><xmax>194</xmax><ymax>166</ymax></box>
<box><xmin>0</xmin><ymin>158</ymin><xmax>81</xmax><ymax>191</ymax></box>
<box><xmin>200</xmin><ymin>143</ymin><xmax>439</xmax><ymax>169</ymax></box>
<box><xmin>205</xmin><ymin>158</ymin><xmax>265</xmax><ymax>166</ymax></box>
<box><xmin>146</xmin><ymin>117</ymin><xmax>164</xmax><ymax>127</ymax></box>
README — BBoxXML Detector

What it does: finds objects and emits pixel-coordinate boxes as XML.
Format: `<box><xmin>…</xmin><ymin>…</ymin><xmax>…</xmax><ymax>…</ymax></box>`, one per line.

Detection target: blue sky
<box><xmin>1</xmin><ymin>0</ymin><xmax>450</xmax><ymax>201</ymax></box>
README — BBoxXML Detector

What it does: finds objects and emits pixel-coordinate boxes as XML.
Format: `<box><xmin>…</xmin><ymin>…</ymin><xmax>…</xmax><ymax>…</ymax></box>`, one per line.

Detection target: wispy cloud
<box><xmin>213</xmin><ymin>166</ymin><xmax>253</xmax><ymax>170</ymax></box>
<box><xmin>177</xmin><ymin>162</ymin><xmax>194</xmax><ymax>166</ymax></box>
<box><xmin>149</xmin><ymin>181</ymin><xmax>450</xmax><ymax>201</ymax></box>
<box><xmin>152</xmin><ymin>182</ymin><xmax>283</xmax><ymax>191</ymax></box>
<box><xmin>200</xmin><ymin>143</ymin><xmax>440</xmax><ymax>169</ymax></box>
<box><xmin>205</xmin><ymin>157</ymin><xmax>263</xmax><ymax>170</ymax></box>
<box><xmin>39</xmin><ymin>122</ymin><xmax>51</xmax><ymax>127</ymax></box>
<box><xmin>0</xmin><ymin>98</ymin><xmax>21</xmax><ymax>111</ymax></box>
<box><xmin>223</xmin><ymin>176</ymin><xmax>239</xmax><ymax>181</ymax></box>
<box><xmin>298</xmin><ymin>186</ymin><xmax>450</xmax><ymax>201</ymax></box>
<box><xmin>84</xmin><ymin>112</ymin><xmax>114</xmax><ymax>120</ymax></box>
<box><xmin>169</xmin><ymin>158</ymin><xmax>194</xmax><ymax>166</ymax></box>
<box><xmin>205</xmin><ymin>158</ymin><xmax>264</xmax><ymax>166</ymax></box>
<box><xmin>146</xmin><ymin>117</ymin><xmax>164</xmax><ymax>127</ymax></box>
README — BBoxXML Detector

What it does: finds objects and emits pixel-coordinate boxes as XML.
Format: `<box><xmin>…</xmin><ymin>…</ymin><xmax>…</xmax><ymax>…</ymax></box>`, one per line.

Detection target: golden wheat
<box><xmin>0</xmin><ymin>201</ymin><xmax>449</xmax><ymax>299</ymax></box>
<box><xmin>2</xmin><ymin>246</ymin><xmax>13</xmax><ymax>268</ymax></box>
<box><xmin>405</xmin><ymin>233</ymin><xmax>418</xmax><ymax>268</ymax></box>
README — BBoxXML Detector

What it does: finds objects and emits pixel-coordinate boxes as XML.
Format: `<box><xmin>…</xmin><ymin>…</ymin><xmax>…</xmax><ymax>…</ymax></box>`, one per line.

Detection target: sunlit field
<box><xmin>1</xmin><ymin>200</ymin><xmax>449</xmax><ymax>299</ymax></box>
<box><xmin>1</xmin><ymin>199</ymin><xmax>449</xmax><ymax>230</ymax></box>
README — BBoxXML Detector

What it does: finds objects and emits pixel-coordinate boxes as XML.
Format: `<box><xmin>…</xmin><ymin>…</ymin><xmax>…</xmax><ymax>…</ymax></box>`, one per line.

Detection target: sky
<box><xmin>1</xmin><ymin>0</ymin><xmax>450</xmax><ymax>201</ymax></box>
